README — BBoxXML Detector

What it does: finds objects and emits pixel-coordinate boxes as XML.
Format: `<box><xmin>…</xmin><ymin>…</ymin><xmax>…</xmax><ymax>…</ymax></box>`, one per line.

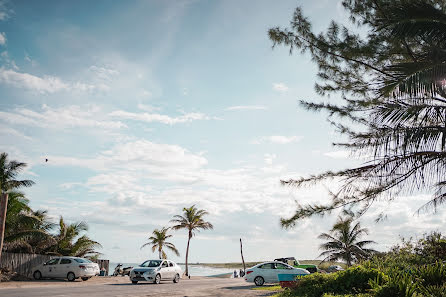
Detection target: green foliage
<box><xmin>270</xmin><ymin>0</ymin><xmax>446</xmax><ymax>225</ymax></box>
<box><xmin>278</xmin><ymin>235</ymin><xmax>446</xmax><ymax>297</ymax></box>
<box><xmin>318</xmin><ymin>216</ymin><xmax>377</xmax><ymax>266</ymax></box>
<box><xmin>286</xmin><ymin>265</ymin><xmax>384</xmax><ymax>297</ymax></box>
<box><xmin>141</xmin><ymin>227</ymin><xmax>179</xmax><ymax>259</ymax></box>
<box><xmin>170</xmin><ymin>205</ymin><xmax>213</xmax><ymax>275</ymax></box>
<box><xmin>1</xmin><ymin>151</ymin><xmax>101</xmax><ymax>258</ymax></box>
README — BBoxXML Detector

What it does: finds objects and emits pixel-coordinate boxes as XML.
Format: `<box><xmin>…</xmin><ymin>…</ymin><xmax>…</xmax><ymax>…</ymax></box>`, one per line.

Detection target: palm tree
<box><xmin>170</xmin><ymin>205</ymin><xmax>213</xmax><ymax>276</ymax></box>
<box><xmin>318</xmin><ymin>217</ymin><xmax>376</xmax><ymax>266</ymax></box>
<box><xmin>0</xmin><ymin>152</ymin><xmax>34</xmax><ymax>259</ymax></box>
<box><xmin>3</xmin><ymin>191</ymin><xmax>54</xmax><ymax>253</ymax></box>
<box><xmin>45</xmin><ymin>216</ymin><xmax>102</xmax><ymax>258</ymax></box>
<box><xmin>141</xmin><ymin>227</ymin><xmax>179</xmax><ymax>259</ymax></box>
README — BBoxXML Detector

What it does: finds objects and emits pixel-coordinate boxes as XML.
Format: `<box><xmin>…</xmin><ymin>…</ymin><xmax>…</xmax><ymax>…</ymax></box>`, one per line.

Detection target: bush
<box><xmin>279</xmin><ymin>266</ymin><xmax>385</xmax><ymax>297</ymax></box>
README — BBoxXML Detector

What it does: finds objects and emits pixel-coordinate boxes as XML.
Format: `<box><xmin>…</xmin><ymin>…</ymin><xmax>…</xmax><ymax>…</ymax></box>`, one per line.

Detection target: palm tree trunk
<box><xmin>159</xmin><ymin>247</ymin><xmax>162</xmax><ymax>259</ymax></box>
<box><xmin>0</xmin><ymin>193</ymin><xmax>8</xmax><ymax>261</ymax></box>
<box><xmin>240</xmin><ymin>238</ymin><xmax>246</xmax><ymax>273</ymax></box>
<box><xmin>185</xmin><ymin>231</ymin><xmax>191</xmax><ymax>276</ymax></box>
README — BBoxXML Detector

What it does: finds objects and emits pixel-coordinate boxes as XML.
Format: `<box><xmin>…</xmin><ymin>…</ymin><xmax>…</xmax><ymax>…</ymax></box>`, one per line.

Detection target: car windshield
<box><xmin>74</xmin><ymin>258</ymin><xmax>92</xmax><ymax>263</ymax></box>
<box><xmin>140</xmin><ymin>260</ymin><xmax>162</xmax><ymax>268</ymax></box>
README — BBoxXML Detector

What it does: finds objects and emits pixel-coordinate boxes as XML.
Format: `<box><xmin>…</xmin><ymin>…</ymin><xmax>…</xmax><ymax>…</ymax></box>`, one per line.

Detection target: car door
<box><xmin>44</xmin><ymin>258</ymin><xmax>60</xmax><ymax>278</ymax></box>
<box><xmin>168</xmin><ymin>261</ymin><xmax>177</xmax><ymax>279</ymax></box>
<box><xmin>274</xmin><ymin>262</ymin><xmax>295</xmax><ymax>282</ymax></box>
<box><xmin>160</xmin><ymin>261</ymin><xmax>169</xmax><ymax>279</ymax></box>
<box><xmin>58</xmin><ymin>258</ymin><xmax>72</xmax><ymax>278</ymax></box>
<box><xmin>257</xmin><ymin>263</ymin><xmax>275</xmax><ymax>282</ymax></box>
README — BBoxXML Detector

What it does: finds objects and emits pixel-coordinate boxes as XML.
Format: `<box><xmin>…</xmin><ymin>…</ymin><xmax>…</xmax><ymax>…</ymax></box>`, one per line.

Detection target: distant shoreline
<box><xmin>178</xmin><ymin>260</ymin><xmax>343</xmax><ymax>269</ymax></box>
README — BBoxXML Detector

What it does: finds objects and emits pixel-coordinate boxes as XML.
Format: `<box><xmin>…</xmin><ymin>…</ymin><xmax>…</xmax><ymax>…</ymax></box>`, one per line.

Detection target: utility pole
<box><xmin>0</xmin><ymin>193</ymin><xmax>9</xmax><ymax>261</ymax></box>
<box><xmin>240</xmin><ymin>238</ymin><xmax>246</xmax><ymax>274</ymax></box>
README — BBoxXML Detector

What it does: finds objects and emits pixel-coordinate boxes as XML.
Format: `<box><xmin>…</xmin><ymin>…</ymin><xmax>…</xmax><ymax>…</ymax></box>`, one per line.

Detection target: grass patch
<box><xmin>252</xmin><ymin>285</ymin><xmax>282</xmax><ymax>291</ymax></box>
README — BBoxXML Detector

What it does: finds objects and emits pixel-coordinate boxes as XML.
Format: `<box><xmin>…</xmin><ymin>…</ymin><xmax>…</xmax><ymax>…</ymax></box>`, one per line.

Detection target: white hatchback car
<box><xmin>244</xmin><ymin>261</ymin><xmax>310</xmax><ymax>286</ymax></box>
<box><xmin>129</xmin><ymin>259</ymin><xmax>182</xmax><ymax>284</ymax></box>
<box><xmin>33</xmin><ymin>257</ymin><xmax>100</xmax><ymax>281</ymax></box>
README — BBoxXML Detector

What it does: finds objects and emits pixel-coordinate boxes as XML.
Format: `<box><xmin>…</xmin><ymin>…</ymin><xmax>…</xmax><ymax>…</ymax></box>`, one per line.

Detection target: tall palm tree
<box><xmin>170</xmin><ymin>205</ymin><xmax>213</xmax><ymax>276</ymax></box>
<box><xmin>141</xmin><ymin>227</ymin><xmax>179</xmax><ymax>259</ymax></box>
<box><xmin>46</xmin><ymin>217</ymin><xmax>102</xmax><ymax>258</ymax></box>
<box><xmin>318</xmin><ymin>217</ymin><xmax>376</xmax><ymax>266</ymax></box>
<box><xmin>0</xmin><ymin>152</ymin><xmax>34</xmax><ymax>259</ymax></box>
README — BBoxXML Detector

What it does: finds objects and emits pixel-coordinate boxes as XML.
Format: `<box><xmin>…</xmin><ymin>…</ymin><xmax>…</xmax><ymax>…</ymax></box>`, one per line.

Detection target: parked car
<box><xmin>274</xmin><ymin>257</ymin><xmax>318</xmax><ymax>273</ymax></box>
<box><xmin>33</xmin><ymin>257</ymin><xmax>100</xmax><ymax>281</ymax></box>
<box><xmin>326</xmin><ymin>265</ymin><xmax>344</xmax><ymax>273</ymax></box>
<box><xmin>244</xmin><ymin>261</ymin><xmax>310</xmax><ymax>286</ymax></box>
<box><xmin>129</xmin><ymin>259</ymin><xmax>182</xmax><ymax>284</ymax></box>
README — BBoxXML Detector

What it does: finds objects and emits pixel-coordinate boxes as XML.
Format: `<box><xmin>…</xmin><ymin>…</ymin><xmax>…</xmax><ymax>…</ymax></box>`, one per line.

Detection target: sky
<box><xmin>0</xmin><ymin>0</ymin><xmax>445</xmax><ymax>264</ymax></box>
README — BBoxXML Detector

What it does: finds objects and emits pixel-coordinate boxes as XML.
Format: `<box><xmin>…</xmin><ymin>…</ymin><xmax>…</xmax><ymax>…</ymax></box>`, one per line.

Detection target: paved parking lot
<box><xmin>0</xmin><ymin>276</ymin><xmax>278</xmax><ymax>297</ymax></box>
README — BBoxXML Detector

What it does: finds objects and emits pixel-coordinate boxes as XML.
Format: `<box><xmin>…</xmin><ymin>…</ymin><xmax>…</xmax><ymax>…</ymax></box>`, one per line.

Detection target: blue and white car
<box><xmin>129</xmin><ymin>259</ymin><xmax>182</xmax><ymax>284</ymax></box>
<box><xmin>244</xmin><ymin>261</ymin><xmax>309</xmax><ymax>286</ymax></box>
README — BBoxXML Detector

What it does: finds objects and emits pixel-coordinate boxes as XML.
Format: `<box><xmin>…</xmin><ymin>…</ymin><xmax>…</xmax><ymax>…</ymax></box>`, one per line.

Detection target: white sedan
<box><xmin>129</xmin><ymin>259</ymin><xmax>182</xmax><ymax>284</ymax></box>
<box><xmin>33</xmin><ymin>257</ymin><xmax>100</xmax><ymax>281</ymax></box>
<box><xmin>244</xmin><ymin>261</ymin><xmax>310</xmax><ymax>286</ymax></box>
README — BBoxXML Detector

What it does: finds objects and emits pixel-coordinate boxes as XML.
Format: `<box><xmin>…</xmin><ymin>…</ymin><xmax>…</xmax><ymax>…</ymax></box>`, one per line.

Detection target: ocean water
<box><xmin>109</xmin><ymin>262</ymin><xmax>237</xmax><ymax>277</ymax></box>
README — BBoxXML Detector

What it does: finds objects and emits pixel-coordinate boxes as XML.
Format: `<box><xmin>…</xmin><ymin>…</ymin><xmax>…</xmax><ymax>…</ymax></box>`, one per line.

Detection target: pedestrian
<box><xmin>233</xmin><ymin>270</ymin><xmax>238</xmax><ymax>278</ymax></box>
<box><xmin>239</xmin><ymin>269</ymin><xmax>244</xmax><ymax>277</ymax></box>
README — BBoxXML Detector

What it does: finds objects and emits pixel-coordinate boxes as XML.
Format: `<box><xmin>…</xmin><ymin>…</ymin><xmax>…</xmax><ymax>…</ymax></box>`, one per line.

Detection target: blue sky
<box><xmin>1</xmin><ymin>0</ymin><xmax>445</xmax><ymax>264</ymax></box>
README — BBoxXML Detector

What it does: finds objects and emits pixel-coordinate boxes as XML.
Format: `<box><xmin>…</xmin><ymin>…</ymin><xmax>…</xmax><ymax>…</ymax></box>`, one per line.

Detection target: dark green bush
<box><xmin>285</xmin><ymin>266</ymin><xmax>385</xmax><ymax>297</ymax></box>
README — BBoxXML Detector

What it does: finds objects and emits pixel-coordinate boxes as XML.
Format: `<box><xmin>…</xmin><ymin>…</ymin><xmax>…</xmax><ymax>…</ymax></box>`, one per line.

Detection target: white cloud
<box><xmin>89</xmin><ymin>65</ymin><xmax>119</xmax><ymax>81</ymax></box>
<box><xmin>0</xmin><ymin>1</ymin><xmax>12</xmax><ymax>21</ymax></box>
<box><xmin>0</xmin><ymin>124</ymin><xmax>32</xmax><ymax>140</ymax></box>
<box><xmin>137</xmin><ymin>103</ymin><xmax>160</xmax><ymax>112</ymax></box>
<box><xmin>141</xmin><ymin>89</ymin><xmax>152</xmax><ymax>97</ymax></box>
<box><xmin>0</xmin><ymin>68</ymin><xmax>108</xmax><ymax>93</ymax></box>
<box><xmin>273</xmin><ymin>82</ymin><xmax>289</xmax><ymax>92</ymax></box>
<box><xmin>254</xmin><ymin>135</ymin><xmax>302</xmax><ymax>144</ymax></box>
<box><xmin>0</xmin><ymin>105</ymin><xmax>126</xmax><ymax>130</ymax></box>
<box><xmin>226</xmin><ymin>105</ymin><xmax>267</xmax><ymax>111</ymax></box>
<box><xmin>109</xmin><ymin>110</ymin><xmax>210</xmax><ymax>125</ymax></box>
<box><xmin>323</xmin><ymin>150</ymin><xmax>350</xmax><ymax>159</ymax></box>
<box><xmin>0</xmin><ymin>32</ymin><xmax>6</xmax><ymax>45</ymax></box>
<box><xmin>264</xmin><ymin>153</ymin><xmax>276</xmax><ymax>165</ymax></box>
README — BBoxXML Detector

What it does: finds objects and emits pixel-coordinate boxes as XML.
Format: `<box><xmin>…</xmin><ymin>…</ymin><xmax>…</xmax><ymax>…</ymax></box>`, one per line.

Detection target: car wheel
<box><xmin>81</xmin><ymin>277</ymin><xmax>90</xmax><ymax>281</ymax></box>
<box><xmin>67</xmin><ymin>272</ymin><xmax>76</xmax><ymax>282</ymax></box>
<box><xmin>173</xmin><ymin>274</ymin><xmax>180</xmax><ymax>283</ymax></box>
<box><xmin>154</xmin><ymin>274</ymin><xmax>161</xmax><ymax>284</ymax></box>
<box><xmin>132</xmin><ymin>280</ymin><xmax>138</xmax><ymax>284</ymax></box>
<box><xmin>33</xmin><ymin>271</ymin><xmax>42</xmax><ymax>280</ymax></box>
<box><xmin>254</xmin><ymin>276</ymin><xmax>264</xmax><ymax>286</ymax></box>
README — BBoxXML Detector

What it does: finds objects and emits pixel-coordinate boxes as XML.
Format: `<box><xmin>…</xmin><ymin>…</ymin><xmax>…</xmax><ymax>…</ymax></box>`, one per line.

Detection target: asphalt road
<box><xmin>0</xmin><ymin>277</ymin><xmax>277</xmax><ymax>297</ymax></box>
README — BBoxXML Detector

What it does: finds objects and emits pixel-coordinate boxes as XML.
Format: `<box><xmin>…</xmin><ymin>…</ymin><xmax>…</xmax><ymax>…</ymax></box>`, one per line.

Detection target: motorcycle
<box><xmin>113</xmin><ymin>263</ymin><xmax>133</xmax><ymax>276</ymax></box>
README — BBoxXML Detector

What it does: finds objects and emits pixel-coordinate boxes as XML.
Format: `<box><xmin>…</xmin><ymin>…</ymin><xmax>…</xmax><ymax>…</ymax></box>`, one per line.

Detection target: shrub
<box><xmin>281</xmin><ymin>266</ymin><xmax>385</xmax><ymax>297</ymax></box>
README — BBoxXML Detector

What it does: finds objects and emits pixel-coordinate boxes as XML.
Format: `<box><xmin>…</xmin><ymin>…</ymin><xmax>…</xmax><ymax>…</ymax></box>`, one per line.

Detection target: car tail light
<box><xmin>246</xmin><ymin>270</ymin><xmax>253</xmax><ymax>274</ymax></box>
<box><xmin>79</xmin><ymin>265</ymin><xmax>86</xmax><ymax>269</ymax></box>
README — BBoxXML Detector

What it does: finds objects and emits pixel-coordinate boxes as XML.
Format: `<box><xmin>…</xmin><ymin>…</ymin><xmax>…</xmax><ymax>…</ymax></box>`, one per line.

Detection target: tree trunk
<box><xmin>240</xmin><ymin>238</ymin><xmax>246</xmax><ymax>273</ymax></box>
<box><xmin>0</xmin><ymin>193</ymin><xmax>9</xmax><ymax>262</ymax></box>
<box><xmin>159</xmin><ymin>247</ymin><xmax>162</xmax><ymax>259</ymax></box>
<box><xmin>185</xmin><ymin>231</ymin><xmax>191</xmax><ymax>276</ymax></box>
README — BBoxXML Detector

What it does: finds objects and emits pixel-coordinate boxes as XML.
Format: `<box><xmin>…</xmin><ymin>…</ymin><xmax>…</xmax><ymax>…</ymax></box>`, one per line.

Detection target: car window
<box><xmin>161</xmin><ymin>261</ymin><xmax>168</xmax><ymax>268</ymax></box>
<box><xmin>275</xmin><ymin>263</ymin><xmax>290</xmax><ymax>269</ymax></box>
<box><xmin>46</xmin><ymin>258</ymin><xmax>59</xmax><ymax>265</ymax></box>
<box><xmin>60</xmin><ymin>259</ymin><xmax>72</xmax><ymax>264</ymax></box>
<box><xmin>73</xmin><ymin>258</ymin><xmax>92</xmax><ymax>263</ymax></box>
<box><xmin>258</xmin><ymin>263</ymin><xmax>274</xmax><ymax>269</ymax></box>
<box><xmin>140</xmin><ymin>260</ymin><xmax>162</xmax><ymax>267</ymax></box>
<box><xmin>168</xmin><ymin>262</ymin><xmax>174</xmax><ymax>267</ymax></box>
